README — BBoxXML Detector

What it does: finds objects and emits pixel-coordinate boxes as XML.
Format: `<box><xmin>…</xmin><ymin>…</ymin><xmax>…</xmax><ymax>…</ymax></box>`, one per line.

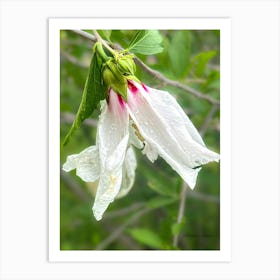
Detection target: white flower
<box><xmin>63</xmin><ymin>90</ymin><xmax>136</xmax><ymax>221</ymax></box>
<box><xmin>126</xmin><ymin>81</ymin><xmax>219</xmax><ymax>188</ymax></box>
<box><xmin>63</xmin><ymin>81</ymin><xmax>219</xmax><ymax>221</ymax></box>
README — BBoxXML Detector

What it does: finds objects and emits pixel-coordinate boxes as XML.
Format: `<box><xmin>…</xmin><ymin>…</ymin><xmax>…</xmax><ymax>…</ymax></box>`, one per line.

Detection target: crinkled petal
<box><xmin>142</xmin><ymin>85</ymin><xmax>220</xmax><ymax>166</ymax></box>
<box><xmin>126</xmin><ymin>82</ymin><xmax>219</xmax><ymax>189</ymax></box>
<box><xmin>93</xmin><ymin>136</ymin><xmax>129</xmax><ymax>220</ymax></box>
<box><xmin>142</xmin><ymin>141</ymin><xmax>158</xmax><ymax>162</ymax></box>
<box><xmin>93</xmin><ymin>90</ymin><xmax>130</xmax><ymax>220</ymax></box>
<box><xmin>62</xmin><ymin>146</ymin><xmax>100</xmax><ymax>182</ymax></box>
<box><xmin>144</xmin><ymin>85</ymin><xmax>205</xmax><ymax>146</ymax></box>
<box><xmin>117</xmin><ymin>146</ymin><xmax>137</xmax><ymax>199</ymax></box>
<box><xmin>93</xmin><ymin>168</ymin><xmax>123</xmax><ymax>221</ymax></box>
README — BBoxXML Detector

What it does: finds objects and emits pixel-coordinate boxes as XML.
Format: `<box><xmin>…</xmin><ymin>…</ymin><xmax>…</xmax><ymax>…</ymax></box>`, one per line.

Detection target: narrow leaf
<box><xmin>147</xmin><ymin>179</ymin><xmax>178</xmax><ymax>197</ymax></box>
<box><xmin>168</xmin><ymin>30</ymin><xmax>191</xmax><ymax>79</ymax></box>
<box><xmin>146</xmin><ymin>197</ymin><xmax>177</xmax><ymax>209</ymax></box>
<box><xmin>141</xmin><ymin>164</ymin><xmax>180</xmax><ymax>197</ymax></box>
<box><xmin>171</xmin><ymin>220</ymin><xmax>185</xmax><ymax>236</ymax></box>
<box><xmin>192</xmin><ymin>50</ymin><xmax>216</xmax><ymax>77</ymax></box>
<box><xmin>128</xmin><ymin>30</ymin><xmax>163</xmax><ymax>55</ymax></box>
<box><xmin>63</xmin><ymin>47</ymin><xmax>107</xmax><ymax>145</ymax></box>
<box><xmin>128</xmin><ymin>228</ymin><xmax>164</xmax><ymax>249</ymax></box>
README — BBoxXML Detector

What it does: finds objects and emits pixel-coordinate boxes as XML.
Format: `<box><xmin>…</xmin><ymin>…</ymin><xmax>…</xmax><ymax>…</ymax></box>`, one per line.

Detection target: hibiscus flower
<box><xmin>63</xmin><ymin>80</ymin><xmax>219</xmax><ymax>221</ymax></box>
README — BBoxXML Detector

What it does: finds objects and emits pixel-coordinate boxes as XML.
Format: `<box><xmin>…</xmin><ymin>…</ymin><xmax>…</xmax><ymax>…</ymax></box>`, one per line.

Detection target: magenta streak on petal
<box><xmin>128</xmin><ymin>81</ymin><xmax>139</xmax><ymax>95</ymax></box>
<box><xmin>108</xmin><ymin>89</ymin><xmax>125</xmax><ymax>114</ymax></box>
<box><xmin>117</xmin><ymin>93</ymin><xmax>125</xmax><ymax>107</ymax></box>
<box><xmin>142</xmin><ymin>83</ymin><xmax>149</xmax><ymax>92</ymax></box>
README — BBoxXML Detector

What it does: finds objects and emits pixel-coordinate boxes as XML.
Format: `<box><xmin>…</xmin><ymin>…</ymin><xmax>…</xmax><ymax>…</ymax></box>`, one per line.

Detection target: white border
<box><xmin>49</xmin><ymin>18</ymin><xmax>231</xmax><ymax>262</ymax></box>
<box><xmin>1</xmin><ymin>1</ymin><xmax>279</xmax><ymax>279</ymax></box>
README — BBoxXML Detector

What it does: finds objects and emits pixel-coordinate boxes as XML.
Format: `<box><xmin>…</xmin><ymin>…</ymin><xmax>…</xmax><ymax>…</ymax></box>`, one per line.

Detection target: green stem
<box><xmin>173</xmin><ymin>182</ymin><xmax>188</xmax><ymax>248</ymax></box>
<box><xmin>95</xmin><ymin>42</ymin><xmax>110</xmax><ymax>62</ymax></box>
<box><xmin>93</xmin><ymin>30</ymin><xmax>116</xmax><ymax>56</ymax></box>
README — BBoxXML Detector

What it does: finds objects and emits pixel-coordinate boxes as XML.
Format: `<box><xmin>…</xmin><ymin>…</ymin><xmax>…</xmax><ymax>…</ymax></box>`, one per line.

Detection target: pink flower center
<box><xmin>128</xmin><ymin>81</ymin><xmax>139</xmax><ymax>95</ymax></box>
<box><xmin>142</xmin><ymin>83</ymin><xmax>148</xmax><ymax>92</ymax></box>
<box><xmin>108</xmin><ymin>89</ymin><xmax>125</xmax><ymax>113</ymax></box>
<box><xmin>117</xmin><ymin>93</ymin><xmax>125</xmax><ymax>107</ymax></box>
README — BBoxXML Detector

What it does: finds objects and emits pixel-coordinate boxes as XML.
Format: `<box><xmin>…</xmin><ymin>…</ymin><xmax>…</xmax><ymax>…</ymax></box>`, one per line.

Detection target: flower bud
<box><xmin>117</xmin><ymin>55</ymin><xmax>136</xmax><ymax>76</ymax></box>
<box><xmin>102</xmin><ymin>61</ymin><xmax>128</xmax><ymax>100</ymax></box>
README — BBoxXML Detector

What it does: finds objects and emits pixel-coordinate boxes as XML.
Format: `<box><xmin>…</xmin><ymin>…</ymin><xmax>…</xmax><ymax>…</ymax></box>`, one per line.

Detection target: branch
<box><xmin>103</xmin><ymin>202</ymin><xmax>145</xmax><ymax>219</ymax></box>
<box><xmin>134</xmin><ymin>58</ymin><xmax>219</xmax><ymax>105</ymax></box>
<box><xmin>71</xmin><ymin>29</ymin><xmax>98</xmax><ymax>43</ymax></box>
<box><xmin>69</xmin><ymin>30</ymin><xmax>219</xmax><ymax>105</ymax></box>
<box><xmin>173</xmin><ymin>182</ymin><xmax>188</xmax><ymax>248</ymax></box>
<box><xmin>60</xmin><ymin>171</ymin><xmax>90</xmax><ymax>202</ymax></box>
<box><xmin>188</xmin><ymin>190</ymin><xmax>219</xmax><ymax>203</ymax></box>
<box><xmin>95</xmin><ymin>208</ymin><xmax>150</xmax><ymax>250</ymax></box>
<box><xmin>60</xmin><ymin>50</ymin><xmax>87</xmax><ymax>68</ymax></box>
<box><xmin>199</xmin><ymin>104</ymin><xmax>219</xmax><ymax>137</ymax></box>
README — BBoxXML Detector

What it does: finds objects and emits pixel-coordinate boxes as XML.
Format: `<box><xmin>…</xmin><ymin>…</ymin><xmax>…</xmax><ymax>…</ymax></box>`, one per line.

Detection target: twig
<box><xmin>118</xmin><ymin>234</ymin><xmax>142</xmax><ymax>250</ymax></box>
<box><xmin>95</xmin><ymin>208</ymin><xmax>150</xmax><ymax>250</ymax></box>
<box><xmin>185</xmin><ymin>78</ymin><xmax>206</xmax><ymax>84</ymax></box>
<box><xmin>188</xmin><ymin>190</ymin><xmax>219</xmax><ymax>203</ymax></box>
<box><xmin>60</xmin><ymin>171</ymin><xmax>90</xmax><ymax>202</ymax></box>
<box><xmin>93</xmin><ymin>30</ymin><xmax>115</xmax><ymax>55</ymax></box>
<box><xmin>103</xmin><ymin>202</ymin><xmax>145</xmax><ymax>219</ymax></box>
<box><xmin>199</xmin><ymin>104</ymin><xmax>219</xmax><ymax>137</ymax></box>
<box><xmin>173</xmin><ymin>182</ymin><xmax>188</xmax><ymax>248</ymax></box>
<box><xmin>134</xmin><ymin>58</ymin><xmax>219</xmax><ymax>105</ymax></box>
<box><xmin>71</xmin><ymin>29</ymin><xmax>98</xmax><ymax>43</ymax></box>
<box><xmin>69</xmin><ymin>30</ymin><xmax>219</xmax><ymax>105</ymax></box>
<box><xmin>60</xmin><ymin>50</ymin><xmax>88</xmax><ymax>68</ymax></box>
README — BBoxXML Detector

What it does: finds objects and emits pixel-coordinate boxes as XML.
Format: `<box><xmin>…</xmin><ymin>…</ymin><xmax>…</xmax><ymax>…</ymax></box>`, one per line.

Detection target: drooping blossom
<box><xmin>63</xmin><ymin>80</ymin><xmax>219</xmax><ymax>221</ymax></box>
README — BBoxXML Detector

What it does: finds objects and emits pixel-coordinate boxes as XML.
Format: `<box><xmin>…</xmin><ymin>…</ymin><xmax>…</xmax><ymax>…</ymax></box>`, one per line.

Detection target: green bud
<box><xmin>102</xmin><ymin>60</ymin><xmax>128</xmax><ymax>100</ymax></box>
<box><xmin>117</xmin><ymin>55</ymin><xmax>136</xmax><ymax>76</ymax></box>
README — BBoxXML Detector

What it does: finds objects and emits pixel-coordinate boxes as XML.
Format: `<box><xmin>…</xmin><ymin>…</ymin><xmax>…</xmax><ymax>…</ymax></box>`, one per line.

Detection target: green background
<box><xmin>60</xmin><ymin>30</ymin><xmax>220</xmax><ymax>250</ymax></box>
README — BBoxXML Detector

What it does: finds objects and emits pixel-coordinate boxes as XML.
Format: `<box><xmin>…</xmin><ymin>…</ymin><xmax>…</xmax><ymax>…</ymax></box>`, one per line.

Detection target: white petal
<box><xmin>117</xmin><ymin>146</ymin><xmax>137</xmax><ymax>199</ymax></box>
<box><xmin>62</xmin><ymin>146</ymin><xmax>100</xmax><ymax>182</ymax></box>
<box><xmin>92</xmin><ymin>134</ymin><xmax>129</xmax><ymax>220</ymax></box>
<box><xmin>142</xmin><ymin>85</ymin><xmax>220</xmax><ymax>165</ymax></box>
<box><xmin>126</xmin><ymin>82</ymin><xmax>219</xmax><ymax>189</ymax></box>
<box><xmin>129</xmin><ymin>118</ymin><xmax>158</xmax><ymax>162</ymax></box>
<box><xmin>106</xmin><ymin>134</ymin><xmax>129</xmax><ymax>171</ymax></box>
<box><xmin>98</xmin><ymin>89</ymin><xmax>129</xmax><ymax>168</ymax></box>
<box><xmin>92</xmin><ymin>90</ymin><xmax>130</xmax><ymax>220</ymax></box>
<box><xmin>142</xmin><ymin>141</ymin><xmax>158</xmax><ymax>162</ymax></box>
<box><xmin>144</xmin><ymin>85</ymin><xmax>205</xmax><ymax>146</ymax></box>
<box><xmin>93</xmin><ymin>168</ymin><xmax>123</xmax><ymax>221</ymax></box>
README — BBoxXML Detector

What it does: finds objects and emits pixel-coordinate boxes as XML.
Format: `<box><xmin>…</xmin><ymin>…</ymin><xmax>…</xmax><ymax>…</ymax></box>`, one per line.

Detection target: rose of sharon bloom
<box><xmin>63</xmin><ymin>81</ymin><xmax>220</xmax><ymax>221</ymax></box>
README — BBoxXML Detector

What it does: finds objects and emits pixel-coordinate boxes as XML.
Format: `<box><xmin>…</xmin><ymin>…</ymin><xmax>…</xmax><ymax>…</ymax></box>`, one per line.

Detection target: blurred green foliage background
<box><xmin>60</xmin><ymin>30</ymin><xmax>220</xmax><ymax>250</ymax></box>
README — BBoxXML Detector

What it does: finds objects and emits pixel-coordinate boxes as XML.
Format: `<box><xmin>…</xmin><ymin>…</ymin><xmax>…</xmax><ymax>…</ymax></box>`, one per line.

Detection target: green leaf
<box><xmin>171</xmin><ymin>220</ymin><xmax>186</xmax><ymax>236</ymax></box>
<box><xmin>168</xmin><ymin>30</ymin><xmax>191</xmax><ymax>79</ymax></box>
<box><xmin>63</xmin><ymin>46</ymin><xmax>107</xmax><ymax>145</ymax></box>
<box><xmin>146</xmin><ymin>197</ymin><xmax>177</xmax><ymax>209</ymax></box>
<box><xmin>128</xmin><ymin>228</ymin><xmax>164</xmax><ymax>249</ymax></box>
<box><xmin>205</xmin><ymin>70</ymin><xmax>220</xmax><ymax>90</ymax></box>
<box><xmin>144</xmin><ymin>165</ymin><xmax>180</xmax><ymax>197</ymax></box>
<box><xmin>128</xmin><ymin>30</ymin><xmax>163</xmax><ymax>55</ymax></box>
<box><xmin>192</xmin><ymin>50</ymin><xmax>216</xmax><ymax>77</ymax></box>
<box><xmin>111</xmin><ymin>79</ymin><xmax>127</xmax><ymax>100</ymax></box>
<box><xmin>147</xmin><ymin>178</ymin><xmax>178</xmax><ymax>197</ymax></box>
